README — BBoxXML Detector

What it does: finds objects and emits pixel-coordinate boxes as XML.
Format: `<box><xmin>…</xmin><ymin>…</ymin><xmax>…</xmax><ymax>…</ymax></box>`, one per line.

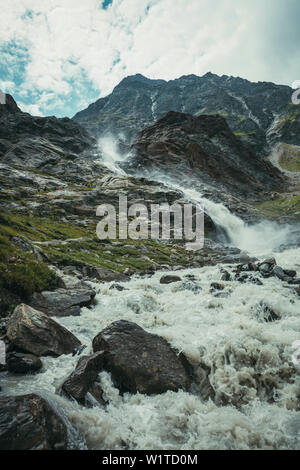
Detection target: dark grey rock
<box><xmin>287</xmin><ymin>278</ymin><xmax>300</xmax><ymax>285</ymax></box>
<box><xmin>160</xmin><ymin>275</ymin><xmax>182</xmax><ymax>284</ymax></box>
<box><xmin>284</xmin><ymin>270</ymin><xmax>297</xmax><ymax>278</ymax></box>
<box><xmin>93</xmin><ymin>320</ymin><xmax>191</xmax><ymax>395</ymax></box>
<box><xmin>6</xmin><ymin>304</ymin><xmax>81</xmax><ymax>357</ymax></box>
<box><xmin>62</xmin><ymin>351</ymin><xmax>105</xmax><ymax>405</ymax></box>
<box><xmin>259</xmin><ymin>263</ymin><xmax>272</xmax><ymax>274</ymax></box>
<box><xmin>259</xmin><ymin>302</ymin><xmax>280</xmax><ymax>322</ymax></box>
<box><xmin>210</xmin><ymin>282</ymin><xmax>225</xmax><ymax>291</ymax></box>
<box><xmin>273</xmin><ymin>266</ymin><xmax>292</xmax><ymax>282</ymax></box>
<box><xmin>109</xmin><ymin>284</ymin><xmax>128</xmax><ymax>292</ymax></box>
<box><xmin>259</xmin><ymin>257</ymin><xmax>277</xmax><ymax>267</ymax></box>
<box><xmin>220</xmin><ymin>269</ymin><xmax>231</xmax><ymax>281</ymax></box>
<box><xmin>0</xmin><ymin>394</ymin><xmax>68</xmax><ymax>450</ymax></box>
<box><xmin>29</xmin><ymin>287</ymin><xmax>96</xmax><ymax>317</ymax></box>
<box><xmin>6</xmin><ymin>352</ymin><xmax>42</xmax><ymax>374</ymax></box>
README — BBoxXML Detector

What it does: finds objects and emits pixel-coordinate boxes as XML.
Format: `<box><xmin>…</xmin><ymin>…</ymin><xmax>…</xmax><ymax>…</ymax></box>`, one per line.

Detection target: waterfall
<box><xmin>97</xmin><ymin>135</ymin><xmax>127</xmax><ymax>176</ymax></box>
<box><xmin>96</xmin><ymin>135</ymin><xmax>296</xmax><ymax>255</ymax></box>
<box><xmin>151</xmin><ymin>182</ymin><xmax>293</xmax><ymax>255</ymax></box>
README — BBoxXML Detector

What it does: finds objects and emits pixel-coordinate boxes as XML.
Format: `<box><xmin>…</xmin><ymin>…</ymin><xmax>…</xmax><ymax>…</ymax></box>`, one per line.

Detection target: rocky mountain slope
<box><xmin>74</xmin><ymin>73</ymin><xmax>300</xmax><ymax>153</ymax></box>
<box><xmin>127</xmin><ymin>111</ymin><xmax>284</xmax><ymax>197</ymax></box>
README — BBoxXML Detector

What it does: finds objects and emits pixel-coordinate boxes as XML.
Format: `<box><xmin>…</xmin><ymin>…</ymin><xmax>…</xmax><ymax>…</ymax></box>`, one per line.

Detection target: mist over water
<box><xmin>97</xmin><ymin>135</ymin><xmax>128</xmax><ymax>176</ymax></box>
<box><xmin>169</xmin><ymin>185</ymin><xmax>296</xmax><ymax>256</ymax></box>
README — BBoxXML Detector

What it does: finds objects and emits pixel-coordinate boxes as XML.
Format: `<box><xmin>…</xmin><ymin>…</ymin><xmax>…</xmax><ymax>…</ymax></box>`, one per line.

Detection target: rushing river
<box><xmin>1</xmin><ymin>187</ymin><xmax>300</xmax><ymax>449</ymax></box>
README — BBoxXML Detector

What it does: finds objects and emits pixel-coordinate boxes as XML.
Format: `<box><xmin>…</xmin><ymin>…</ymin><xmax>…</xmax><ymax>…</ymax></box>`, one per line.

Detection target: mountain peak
<box><xmin>117</xmin><ymin>74</ymin><xmax>166</xmax><ymax>88</ymax></box>
<box><xmin>73</xmin><ymin>72</ymin><xmax>297</xmax><ymax>152</ymax></box>
<box><xmin>202</xmin><ymin>71</ymin><xmax>217</xmax><ymax>79</ymax></box>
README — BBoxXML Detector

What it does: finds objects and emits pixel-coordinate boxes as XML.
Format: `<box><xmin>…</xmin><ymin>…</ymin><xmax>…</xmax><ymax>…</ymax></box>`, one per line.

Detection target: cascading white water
<box><xmin>1</xmin><ymin>139</ymin><xmax>299</xmax><ymax>450</ymax></box>
<box><xmin>97</xmin><ymin>135</ymin><xmax>127</xmax><ymax>176</ymax></box>
<box><xmin>169</xmin><ymin>185</ymin><xmax>293</xmax><ymax>255</ymax></box>
<box><xmin>95</xmin><ymin>138</ymin><xmax>296</xmax><ymax>255</ymax></box>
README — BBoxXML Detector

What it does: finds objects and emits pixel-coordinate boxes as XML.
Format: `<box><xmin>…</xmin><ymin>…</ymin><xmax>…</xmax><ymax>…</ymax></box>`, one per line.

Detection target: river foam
<box><xmin>1</xmin><ymin>252</ymin><xmax>300</xmax><ymax>449</ymax></box>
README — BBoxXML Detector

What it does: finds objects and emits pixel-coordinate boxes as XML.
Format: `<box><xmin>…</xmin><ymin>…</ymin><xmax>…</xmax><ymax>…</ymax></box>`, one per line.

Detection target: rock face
<box><xmin>92</xmin><ymin>320</ymin><xmax>191</xmax><ymax>395</ymax></box>
<box><xmin>0</xmin><ymin>94</ymin><xmax>111</xmax><ymax>186</ymax></box>
<box><xmin>62</xmin><ymin>351</ymin><xmax>105</xmax><ymax>405</ymax></box>
<box><xmin>160</xmin><ymin>275</ymin><xmax>182</xmax><ymax>284</ymax></box>
<box><xmin>0</xmin><ymin>394</ymin><xmax>68</xmax><ymax>450</ymax></box>
<box><xmin>128</xmin><ymin>111</ymin><xmax>284</xmax><ymax>197</ymax></box>
<box><xmin>6</xmin><ymin>304</ymin><xmax>81</xmax><ymax>357</ymax></box>
<box><xmin>0</xmin><ymin>93</ymin><xmax>21</xmax><ymax>117</ymax></box>
<box><xmin>6</xmin><ymin>352</ymin><xmax>42</xmax><ymax>374</ymax></box>
<box><xmin>29</xmin><ymin>286</ymin><xmax>96</xmax><ymax>317</ymax></box>
<box><xmin>73</xmin><ymin>72</ymin><xmax>297</xmax><ymax>153</ymax></box>
<box><xmin>0</xmin><ymin>99</ymin><xmax>94</xmax><ymax>154</ymax></box>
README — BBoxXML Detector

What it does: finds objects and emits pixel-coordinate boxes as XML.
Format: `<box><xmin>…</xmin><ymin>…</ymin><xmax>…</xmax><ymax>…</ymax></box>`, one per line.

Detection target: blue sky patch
<box><xmin>102</xmin><ymin>0</ymin><xmax>113</xmax><ymax>10</ymax></box>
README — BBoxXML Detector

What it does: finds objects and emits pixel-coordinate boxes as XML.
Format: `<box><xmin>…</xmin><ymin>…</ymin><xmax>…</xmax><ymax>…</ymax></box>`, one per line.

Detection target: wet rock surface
<box><xmin>160</xmin><ymin>274</ymin><xmax>182</xmax><ymax>284</ymax></box>
<box><xmin>6</xmin><ymin>351</ymin><xmax>42</xmax><ymax>374</ymax></box>
<box><xmin>92</xmin><ymin>320</ymin><xmax>191</xmax><ymax>395</ymax></box>
<box><xmin>6</xmin><ymin>304</ymin><xmax>81</xmax><ymax>357</ymax></box>
<box><xmin>0</xmin><ymin>394</ymin><xmax>68</xmax><ymax>450</ymax></box>
<box><xmin>62</xmin><ymin>351</ymin><xmax>105</xmax><ymax>406</ymax></box>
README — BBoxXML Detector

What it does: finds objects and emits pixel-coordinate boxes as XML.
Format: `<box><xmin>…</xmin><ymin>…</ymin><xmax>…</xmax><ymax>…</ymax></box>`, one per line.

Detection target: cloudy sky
<box><xmin>0</xmin><ymin>0</ymin><xmax>299</xmax><ymax>117</ymax></box>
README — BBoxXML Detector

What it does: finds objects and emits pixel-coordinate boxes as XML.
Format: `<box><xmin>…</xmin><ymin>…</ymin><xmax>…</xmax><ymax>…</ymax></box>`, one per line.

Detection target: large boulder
<box><xmin>92</xmin><ymin>320</ymin><xmax>191</xmax><ymax>395</ymax></box>
<box><xmin>29</xmin><ymin>287</ymin><xmax>96</xmax><ymax>317</ymax></box>
<box><xmin>0</xmin><ymin>394</ymin><xmax>68</xmax><ymax>450</ymax></box>
<box><xmin>6</xmin><ymin>352</ymin><xmax>42</xmax><ymax>374</ymax></box>
<box><xmin>6</xmin><ymin>304</ymin><xmax>81</xmax><ymax>357</ymax></box>
<box><xmin>62</xmin><ymin>351</ymin><xmax>105</xmax><ymax>406</ymax></box>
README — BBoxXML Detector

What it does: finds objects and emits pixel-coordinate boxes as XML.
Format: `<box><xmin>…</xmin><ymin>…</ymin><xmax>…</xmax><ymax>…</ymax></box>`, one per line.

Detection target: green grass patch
<box><xmin>254</xmin><ymin>194</ymin><xmax>300</xmax><ymax>220</ymax></box>
<box><xmin>234</xmin><ymin>131</ymin><xmax>256</xmax><ymax>137</ymax></box>
<box><xmin>278</xmin><ymin>144</ymin><xmax>300</xmax><ymax>172</ymax></box>
<box><xmin>0</xmin><ymin>212</ymin><xmax>95</xmax><ymax>242</ymax></box>
<box><xmin>0</xmin><ymin>229</ymin><xmax>59</xmax><ymax>307</ymax></box>
<box><xmin>42</xmin><ymin>237</ymin><xmax>194</xmax><ymax>273</ymax></box>
<box><xmin>278</xmin><ymin>107</ymin><xmax>300</xmax><ymax>128</ymax></box>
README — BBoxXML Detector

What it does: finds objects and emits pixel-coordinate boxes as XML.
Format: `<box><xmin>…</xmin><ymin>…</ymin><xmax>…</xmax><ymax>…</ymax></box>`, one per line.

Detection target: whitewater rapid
<box><xmin>1</xmin><ymin>248</ymin><xmax>300</xmax><ymax>450</ymax></box>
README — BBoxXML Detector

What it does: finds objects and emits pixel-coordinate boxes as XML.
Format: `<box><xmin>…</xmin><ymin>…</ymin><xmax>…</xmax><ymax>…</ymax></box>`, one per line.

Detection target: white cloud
<box><xmin>0</xmin><ymin>0</ymin><xmax>299</xmax><ymax>116</ymax></box>
<box><xmin>18</xmin><ymin>102</ymin><xmax>44</xmax><ymax>116</ymax></box>
<box><xmin>0</xmin><ymin>80</ymin><xmax>16</xmax><ymax>94</ymax></box>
